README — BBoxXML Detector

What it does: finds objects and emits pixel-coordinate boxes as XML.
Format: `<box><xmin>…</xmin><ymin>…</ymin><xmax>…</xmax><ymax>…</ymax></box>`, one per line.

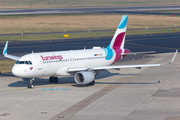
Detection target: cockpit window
<box><xmin>16</xmin><ymin>61</ymin><xmax>19</xmax><ymax>64</ymax></box>
<box><xmin>19</xmin><ymin>61</ymin><xmax>25</xmax><ymax>64</ymax></box>
<box><xmin>16</xmin><ymin>61</ymin><xmax>32</xmax><ymax>65</ymax></box>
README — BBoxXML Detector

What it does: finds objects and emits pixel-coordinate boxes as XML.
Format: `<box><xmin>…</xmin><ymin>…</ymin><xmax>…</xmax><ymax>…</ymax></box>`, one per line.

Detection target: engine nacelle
<box><xmin>74</xmin><ymin>71</ymin><xmax>95</xmax><ymax>85</ymax></box>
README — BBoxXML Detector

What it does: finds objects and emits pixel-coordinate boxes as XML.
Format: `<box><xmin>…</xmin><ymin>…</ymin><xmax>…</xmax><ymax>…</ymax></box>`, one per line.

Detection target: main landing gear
<box><xmin>27</xmin><ymin>78</ymin><xmax>35</xmax><ymax>89</ymax></box>
<box><xmin>49</xmin><ymin>76</ymin><xmax>59</xmax><ymax>83</ymax></box>
<box><xmin>87</xmin><ymin>80</ymin><xmax>95</xmax><ymax>86</ymax></box>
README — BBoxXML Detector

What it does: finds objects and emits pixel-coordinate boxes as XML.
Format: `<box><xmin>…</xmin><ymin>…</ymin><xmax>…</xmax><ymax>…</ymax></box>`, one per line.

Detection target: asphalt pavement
<box><xmin>0</xmin><ymin>6</ymin><xmax>180</xmax><ymax>15</ymax></box>
<box><xmin>0</xmin><ymin>32</ymin><xmax>179</xmax><ymax>60</ymax></box>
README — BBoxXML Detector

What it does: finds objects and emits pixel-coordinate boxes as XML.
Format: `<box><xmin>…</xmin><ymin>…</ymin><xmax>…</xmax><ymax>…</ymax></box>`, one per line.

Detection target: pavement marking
<box><xmin>50</xmin><ymin>70</ymin><xmax>180</xmax><ymax>120</ymax></box>
<box><xmin>0</xmin><ymin>83</ymin><xmax>72</xmax><ymax>92</ymax></box>
<box><xmin>50</xmin><ymin>77</ymin><xmax>127</xmax><ymax>120</ymax></box>
<box><xmin>42</xmin><ymin>88</ymin><xmax>70</xmax><ymax>90</ymax></box>
<box><xmin>1</xmin><ymin>70</ymin><xmax>179</xmax><ymax>93</ymax></box>
<box><xmin>0</xmin><ymin>71</ymin><xmax>180</xmax><ymax>92</ymax></box>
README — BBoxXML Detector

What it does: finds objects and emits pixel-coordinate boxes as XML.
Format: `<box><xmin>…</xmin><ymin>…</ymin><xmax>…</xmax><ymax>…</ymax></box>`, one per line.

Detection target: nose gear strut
<box><xmin>27</xmin><ymin>78</ymin><xmax>35</xmax><ymax>88</ymax></box>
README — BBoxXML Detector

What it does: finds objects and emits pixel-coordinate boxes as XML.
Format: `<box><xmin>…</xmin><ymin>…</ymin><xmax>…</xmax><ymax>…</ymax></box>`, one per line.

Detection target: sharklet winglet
<box><xmin>3</xmin><ymin>41</ymin><xmax>8</xmax><ymax>55</ymax></box>
<box><xmin>160</xmin><ymin>49</ymin><xmax>178</xmax><ymax>65</ymax></box>
<box><xmin>2</xmin><ymin>41</ymin><xmax>20</xmax><ymax>60</ymax></box>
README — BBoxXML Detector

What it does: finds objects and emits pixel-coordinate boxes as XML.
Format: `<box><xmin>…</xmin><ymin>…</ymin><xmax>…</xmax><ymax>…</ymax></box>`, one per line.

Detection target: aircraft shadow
<box><xmin>94</xmin><ymin>82</ymin><xmax>158</xmax><ymax>85</ymax></box>
<box><xmin>7</xmin><ymin>71</ymin><xmax>144</xmax><ymax>88</ymax></box>
<box><xmin>0</xmin><ymin>72</ymin><xmax>14</xmax><ymax>77</ymax></box>
<box><xmin>8</xmin><ymin>77</ymin><xmax>75</xmax><ymax>88</ymax></box>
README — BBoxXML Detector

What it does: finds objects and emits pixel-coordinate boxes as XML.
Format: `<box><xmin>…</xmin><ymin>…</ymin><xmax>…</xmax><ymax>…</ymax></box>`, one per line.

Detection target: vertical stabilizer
<box><xmin>108</xmin><ymin>15</ymin><xmax>128</xmax><ymax>49</ymax></box>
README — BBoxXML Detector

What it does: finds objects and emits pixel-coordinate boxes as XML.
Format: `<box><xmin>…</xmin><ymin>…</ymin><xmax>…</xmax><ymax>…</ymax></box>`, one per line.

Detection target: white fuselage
<box><xmin>12</xmin><ymin>47</ymin><xmax>117</xmax><ymax>78</ymax></box>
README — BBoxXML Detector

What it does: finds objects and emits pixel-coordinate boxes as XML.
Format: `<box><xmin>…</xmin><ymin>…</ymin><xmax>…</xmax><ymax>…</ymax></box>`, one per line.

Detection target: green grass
<box><xmin>127</xmin><ymin>28</ymin><xmax>180</xmax><ymax>35</ymax></box>
<box><xmin>0</xmin><ymin>32</ymin><xmax>111</xmax><ymax>41</ymax></box>
<box><xmin>0</xmin><ymin>28</ymin><xmax>179</xmax><ymax>41</ymax></box>
<box><xmin>0</xmin><ymin>13</ymin><xmax>180</xmax><ymax>34</ymax></box>
<box><xmin>0</xmin><ymin>60</ymin><xmax>16</xmax><ymax>73</ymax></box>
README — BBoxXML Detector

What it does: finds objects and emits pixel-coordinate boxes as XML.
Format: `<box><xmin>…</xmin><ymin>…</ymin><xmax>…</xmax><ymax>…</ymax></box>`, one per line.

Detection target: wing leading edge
<box><xmin>67</xmin><ymin>49</ymin><xmax>178</xmax><ymax>72</ymax></box>
<box><xmin>3</xmin><ymin>41</ymin><xmax>20</xmax><ymax>61</ymax></box>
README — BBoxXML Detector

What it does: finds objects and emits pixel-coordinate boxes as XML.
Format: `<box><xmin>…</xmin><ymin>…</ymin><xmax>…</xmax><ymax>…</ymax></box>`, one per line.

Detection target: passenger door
<box><xmin>36</xmin><ymin>57</ymin><xmax>43</xmax><ymax>70</ymax></box>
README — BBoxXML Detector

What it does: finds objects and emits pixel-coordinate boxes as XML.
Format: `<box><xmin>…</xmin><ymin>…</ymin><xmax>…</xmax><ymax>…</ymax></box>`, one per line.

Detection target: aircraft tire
<box><xmin>86</xmin><ymin>81</ymin><xmax>95</xmax><ymax>86</ymax></box>
<box><xmin>49</xmin><ymin>76</ymin><xmax>54</xmax><ymax>83</ymax></box>
<box><xmin>53</xmin><ymin>77</ymin><xmax>58</xmax><ymax>83</ymax></box>
<box><xmin>30</xmin><ymin>85</ymin><xmax>34</xmax><ymax>88</ymax></box>
<box><xmin>27</xmin><ymin>84</ymin><xmax>30</xmax><ymax>88</ymax></box>
<box><xmin>27</xmin><ymin>83</ymin><xmax>34</xmax><ymax>88</ymax></box>
<box><xmin>90</xmin><ymin>81</ymin><xmax>95</xmax><ymax>86</ymax></box>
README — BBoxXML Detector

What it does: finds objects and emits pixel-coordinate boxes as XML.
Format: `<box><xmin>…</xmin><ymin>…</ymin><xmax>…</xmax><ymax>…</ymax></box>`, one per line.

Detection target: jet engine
<box><xmin>74</xmin><ymin>71</ymin><xmax>95</xmax><ymax>85</ymax></box>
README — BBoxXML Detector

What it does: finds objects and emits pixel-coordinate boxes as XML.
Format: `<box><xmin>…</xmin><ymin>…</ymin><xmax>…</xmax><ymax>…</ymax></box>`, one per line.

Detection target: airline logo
<box><xmin>40</xmin><ymin>55</ymin><xmax>63</xmax><ymax>61</ymax></box>
<box><xmin>30</xmin><ymin>67</ymin><xmax>33</xmax><ymax>70</ymax></box>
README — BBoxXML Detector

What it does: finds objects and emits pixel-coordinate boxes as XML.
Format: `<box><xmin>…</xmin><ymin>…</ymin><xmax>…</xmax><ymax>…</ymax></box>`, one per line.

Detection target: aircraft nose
<box><xmin>12</xmin><ymin>65</ymin><xmax>20</xmax><ymax>77</ymax></box>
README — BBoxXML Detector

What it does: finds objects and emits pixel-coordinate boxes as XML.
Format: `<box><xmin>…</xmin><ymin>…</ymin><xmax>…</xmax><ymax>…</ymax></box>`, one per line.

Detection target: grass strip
<box><xmin>0</xmin><ymin>60</ymin><xmax>16</xmax><ymax>73</ymax></box>
<box><xmin>0</xmin><ymin>28</ymin><xmax>179</xmax><ymax>41</ymax></box>
<box><xmin>0</xmin><ymin>14</ymin><xmax>179</xmax><ymax>34</ymax></box>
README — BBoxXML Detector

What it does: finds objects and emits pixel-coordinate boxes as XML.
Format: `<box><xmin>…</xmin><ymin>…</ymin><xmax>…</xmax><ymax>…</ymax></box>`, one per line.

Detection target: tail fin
<box><xmin>108</xmin><ymin>15</ymin><xmax>128</xmax><ymax>49</ymax></box>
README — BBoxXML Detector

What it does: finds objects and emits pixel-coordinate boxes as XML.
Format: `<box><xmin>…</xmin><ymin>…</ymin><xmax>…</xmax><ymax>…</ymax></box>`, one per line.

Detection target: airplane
<box><xmin>3</xmin><ymin>15</ymin><xmax>178</xmax><ymax>89</ymax></box>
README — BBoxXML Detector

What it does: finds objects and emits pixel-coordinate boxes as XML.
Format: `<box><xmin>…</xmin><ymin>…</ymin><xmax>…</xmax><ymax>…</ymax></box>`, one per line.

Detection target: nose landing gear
<box><xmin>27</xmin><ymin>76</ymin><xmax>58</xmax><ymax>89</ymax></box>
<box><xmin>27</xmin><ymin>78</ymin><xmax>35</xmax><ymax>88</ymax></box>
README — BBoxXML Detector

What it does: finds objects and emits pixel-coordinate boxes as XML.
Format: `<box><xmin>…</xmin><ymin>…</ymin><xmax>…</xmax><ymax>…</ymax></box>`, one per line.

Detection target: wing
<box><xmin>3</xmin><ymin>41</ymin><xmax>20</xmax><ymax>61</ymax></box>
<box><xmin>67</xmin><ymin>49</ymin><xmax>178</xmax><ymax>72</ymax></box>
<box><xmin>121</xmin><ymin>51</ymin><xmax>156</xmax><ymax>55</ymax></box>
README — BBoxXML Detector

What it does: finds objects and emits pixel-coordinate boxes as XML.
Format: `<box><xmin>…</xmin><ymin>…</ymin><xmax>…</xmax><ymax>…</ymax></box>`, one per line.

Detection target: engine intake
<box><xmin>74</xmin><ymin>71</ymin><xmax>95</xmax><ymax>85</ymax></box>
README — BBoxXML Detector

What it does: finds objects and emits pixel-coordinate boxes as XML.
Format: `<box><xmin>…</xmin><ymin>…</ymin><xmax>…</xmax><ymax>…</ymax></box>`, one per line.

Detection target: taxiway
<box><xmin>0</xmin><ymin>51</ymin><xmax>179</xmax><ymax>120</ymax></box>
<box><xmin>0</xmin><ymin>6</ymin><xmax>180</xmax><ymax>15</ymax></box>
